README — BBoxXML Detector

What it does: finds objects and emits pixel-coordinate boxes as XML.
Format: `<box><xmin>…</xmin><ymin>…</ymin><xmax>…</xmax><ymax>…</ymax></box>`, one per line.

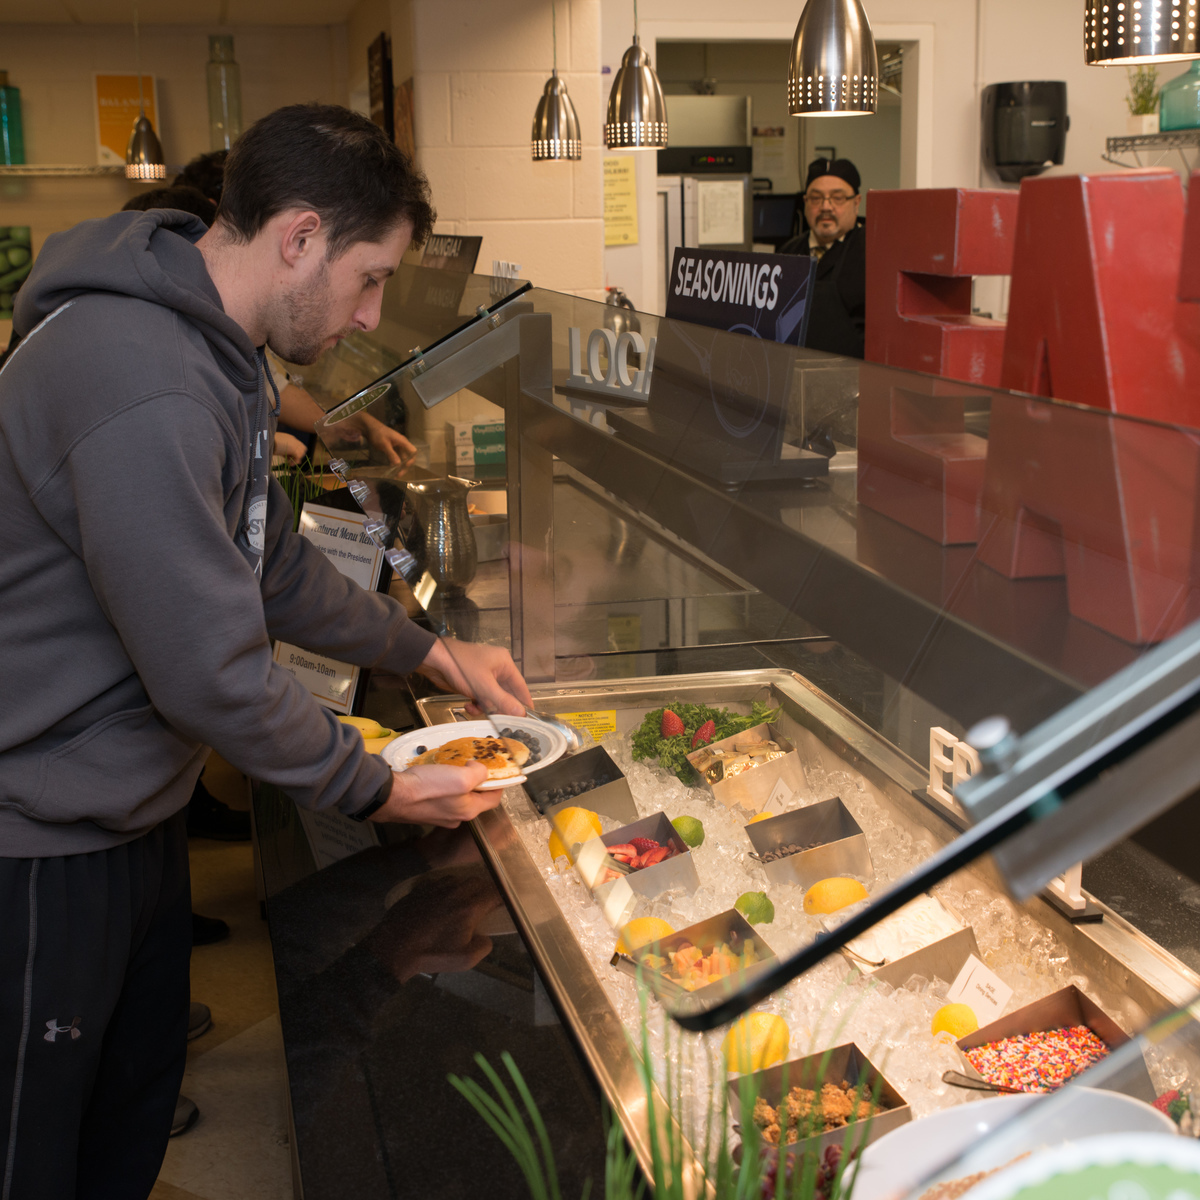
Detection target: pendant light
<box><xmin>605</xmin><ymin>0</ymin><xmax>668</xmax><ymax>149</ymax></box>
<box><xmin>125</xmin><ymin>9</ymin><xmax>166</xmax><ymax>180</ymax></box>
<box><xmin>788</xmin><ymin>0</ymin><xmax>880</xmax><ymax>116</ymax></box>
<box><xmin>532</xmin><ymin>0</ymin><xmax>582</xmax><ymax>160</ymax></box>
<box><xmin>1085</xmin><ymin>0</ymin><xmax>1200</xmax><ymax>65</ymax></box>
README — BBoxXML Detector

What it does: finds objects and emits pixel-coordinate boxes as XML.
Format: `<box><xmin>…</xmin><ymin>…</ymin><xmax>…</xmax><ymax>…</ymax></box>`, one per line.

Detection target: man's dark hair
<box><xmin>172</xmin><ymin>150</ymin><xmax>228</xmax><ymax>205</ymax></box>
<box><xmin>217</xmin><ymin>104</ymin><xmax>435</xmax><ymax>257</ymax></box>
<box><xmin>122</xmin><ymin>185</ymin><xmax>218</xmax><ymax>226</ymax></box>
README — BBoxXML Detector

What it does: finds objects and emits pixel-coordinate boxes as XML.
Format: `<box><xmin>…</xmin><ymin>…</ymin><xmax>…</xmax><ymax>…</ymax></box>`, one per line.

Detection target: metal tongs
<box><xmin>522</xmin><ymin>706</ymin><xmax>587</xmax><ymax>754</ymax></box>
<box><xmin>941</xmin><ymin>1070</ymin><xmax>1025</xmax><ymax>1095</ymax></box>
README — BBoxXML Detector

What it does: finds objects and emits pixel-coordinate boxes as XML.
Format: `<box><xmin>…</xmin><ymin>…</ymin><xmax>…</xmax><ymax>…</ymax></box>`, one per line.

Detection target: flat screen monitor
<box><xmin>753</xmin><ymin>194</ymin><xmax>799</xmax><ymax>244</ymax></box>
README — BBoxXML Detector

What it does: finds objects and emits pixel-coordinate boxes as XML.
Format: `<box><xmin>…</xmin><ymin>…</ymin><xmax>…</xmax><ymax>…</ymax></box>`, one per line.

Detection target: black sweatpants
<box><xmin>0</xmin><ymin>811</ymin><xmax>191</xmax><ymax>1200</ymax></box>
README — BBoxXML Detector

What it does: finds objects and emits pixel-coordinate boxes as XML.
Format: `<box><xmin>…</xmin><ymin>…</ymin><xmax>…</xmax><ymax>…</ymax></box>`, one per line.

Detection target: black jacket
<box><xmin>780</xmin><ymin>220</ymin><xmax>866</xmax><ymax>359</ymax></box>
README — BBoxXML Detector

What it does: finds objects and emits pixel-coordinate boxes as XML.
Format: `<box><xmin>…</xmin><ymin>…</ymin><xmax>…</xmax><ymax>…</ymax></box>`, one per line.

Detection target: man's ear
<box><xmin>279</xmin><ymin>210</ymin><xmax>323</xmax><ymax>268</ymax></box>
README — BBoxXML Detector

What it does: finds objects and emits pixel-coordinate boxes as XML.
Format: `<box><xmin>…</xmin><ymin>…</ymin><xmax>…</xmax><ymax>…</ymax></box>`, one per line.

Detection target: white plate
<box><xmin>380</xmin><ymin>717</ymin><xmax>568</xmax><ymax>792</ymax></box>
<box><xmin>851</xmin><ymin>1090</ymin><xmax>1175</xmax><ymax>1200</ymax></box>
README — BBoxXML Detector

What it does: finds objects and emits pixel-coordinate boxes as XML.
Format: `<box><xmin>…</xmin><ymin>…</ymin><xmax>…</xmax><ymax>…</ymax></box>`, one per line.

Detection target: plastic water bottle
<box><xmin>0</xmin><ymin>70</ymin><xmax>24</xmax><ymax>165</ymax></box>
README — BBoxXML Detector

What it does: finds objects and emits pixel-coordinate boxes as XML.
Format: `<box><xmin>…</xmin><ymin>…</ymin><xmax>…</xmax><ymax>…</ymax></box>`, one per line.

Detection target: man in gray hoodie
<box><xmin>0</xmin><ymin>104</ymin><xmax>531</xmax><ymax>1199</ymax></box>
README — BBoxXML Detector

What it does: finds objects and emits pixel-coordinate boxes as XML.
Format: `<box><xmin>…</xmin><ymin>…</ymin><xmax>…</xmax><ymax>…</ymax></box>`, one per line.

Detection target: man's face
<box><xmin>271</xmin><ymin>220</ymin><xmax>412</xmax><ymax>365</ymax></box>
<box><xmin>804</xmin><ymin>175</ymin><xmax>860</xmax><ymax>246</ymax></box>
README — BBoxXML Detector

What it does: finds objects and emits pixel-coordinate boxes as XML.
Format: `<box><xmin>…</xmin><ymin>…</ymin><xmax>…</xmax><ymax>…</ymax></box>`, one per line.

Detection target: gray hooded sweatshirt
<box><xmin>0</xmin><ymin>210</ymin><xmax>436</xmax><ymax>857</ymax></box>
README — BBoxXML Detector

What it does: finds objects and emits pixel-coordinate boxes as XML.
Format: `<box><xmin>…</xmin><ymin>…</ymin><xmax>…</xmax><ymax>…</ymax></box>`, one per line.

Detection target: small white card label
<box><xmin>763</xmin><ymin>777</ymin><xmax>794</xmax><ymax>816</ymax></box>
<box><xmin>948</xmin><ymin>953</ymin><xmax>1014</xmax><ymax>1022</ymax></box>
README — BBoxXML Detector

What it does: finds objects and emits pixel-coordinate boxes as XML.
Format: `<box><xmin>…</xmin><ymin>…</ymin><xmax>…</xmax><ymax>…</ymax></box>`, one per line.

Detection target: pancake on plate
<box><xmin>409</xmin><ymin>736</ymin><xmax>531</xmax><ymax>780</ymax></box>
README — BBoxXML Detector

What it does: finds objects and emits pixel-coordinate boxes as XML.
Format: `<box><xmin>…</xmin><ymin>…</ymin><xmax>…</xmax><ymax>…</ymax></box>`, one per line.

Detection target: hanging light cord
<box><xmin>134</xmin><ymin>6</ymin><xmax>145</xmax><ymax>117</ymax></box>
<box><xmin>552</xmin><ymin>0</ymin><xmax>557</xmax><ymax>71</ymax></box>
<box><xmin>633</xmin><ymin>0</ymin><xmax>639</xmax><ymax>40</ymax></box>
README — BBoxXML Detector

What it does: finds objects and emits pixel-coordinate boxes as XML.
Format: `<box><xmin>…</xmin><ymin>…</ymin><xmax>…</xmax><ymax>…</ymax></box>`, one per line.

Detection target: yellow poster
<box><xmin>94</xmin><ymin>74</ymin><xmax>159</xmax><ymax>165</ymax></box>
<box><xmin>604</xmin><ymin>155</ymin><xmax>638</xmax><ymax>247</ymax></box>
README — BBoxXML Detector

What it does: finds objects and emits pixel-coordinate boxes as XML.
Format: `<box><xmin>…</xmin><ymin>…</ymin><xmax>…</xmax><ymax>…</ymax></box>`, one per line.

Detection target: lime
<box><xmin>721</xmin><ymin>1013</ymin><xmax>790</xmax><ymax>1074</ymax></box>
<box><xmin>615</xmin><ymin>917</ymin><xmax>675</xmax><ymax>956</ymax></box>
<box><xmin>931</xmin><ymin>1002</ymin><xmax>979</xmax><ymax>1042</ymax></box>
<box><xmin>671</xmin><ymin>815</ymin><xmax>705</xmax><ymax>848</ymax></box>
<box><xmin>735</xmin><ymin>891</ymin><xmax>776</xmax><ymax>925</ymax></box>
<box><xmin>803</xmin><ymin>877</ymin><xmax>869</xmax><ymax>915</ymax></box>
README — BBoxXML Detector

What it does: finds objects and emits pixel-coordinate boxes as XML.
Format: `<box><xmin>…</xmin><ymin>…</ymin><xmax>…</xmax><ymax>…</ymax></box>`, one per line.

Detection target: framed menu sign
<box><xmin>272</xmin><ymin>502</ymin><xmax>386</xmax><ymax>714</ymax></box>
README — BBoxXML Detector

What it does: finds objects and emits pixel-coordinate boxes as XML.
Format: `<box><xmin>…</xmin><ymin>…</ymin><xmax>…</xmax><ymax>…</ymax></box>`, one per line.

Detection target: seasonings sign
<box><xmin>665</xmin><ymin>246</ymin><xmax>817</xmax><ymax>347</ymax></box>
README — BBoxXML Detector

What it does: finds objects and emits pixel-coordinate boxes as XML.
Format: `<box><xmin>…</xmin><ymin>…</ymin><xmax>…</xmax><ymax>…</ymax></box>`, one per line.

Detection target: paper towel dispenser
<box><xmin>982</xmin><ymin>81</ymin><xmax>1069</xmax><ymax>183</ymax></box>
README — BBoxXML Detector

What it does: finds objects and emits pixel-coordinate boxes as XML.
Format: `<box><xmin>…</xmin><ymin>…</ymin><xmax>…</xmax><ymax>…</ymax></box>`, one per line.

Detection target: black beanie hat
<box><xmin>805</xmin><ymin>157</ymin><xmax>861</xmax><ymax>194</ymax></box>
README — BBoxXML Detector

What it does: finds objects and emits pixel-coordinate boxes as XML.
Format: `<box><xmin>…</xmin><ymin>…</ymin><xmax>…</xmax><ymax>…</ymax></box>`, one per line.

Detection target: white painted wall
<box><xmin>406</xmin><ymin>0</ymin><xmax>605</xmax><ymax>299</ymax></box>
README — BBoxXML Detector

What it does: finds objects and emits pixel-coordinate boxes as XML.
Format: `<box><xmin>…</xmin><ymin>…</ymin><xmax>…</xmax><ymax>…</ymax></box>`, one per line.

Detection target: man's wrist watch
<box><xmin>348</xmin><ymin>777</ymin><xmax>392</xmax><ymax>822</ymax></box>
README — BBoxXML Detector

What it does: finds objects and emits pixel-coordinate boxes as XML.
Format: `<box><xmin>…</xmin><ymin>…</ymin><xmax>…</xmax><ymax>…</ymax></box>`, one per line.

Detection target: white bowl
<box><xmin>381</xmin><ymin>717</ymin><xmax>568</xmax><ymax>791</ymax></box>
<box><xmin>850</xmin><ymin>1089</ymin><xmax>1175</xmax><ymax>1200</ymax></box>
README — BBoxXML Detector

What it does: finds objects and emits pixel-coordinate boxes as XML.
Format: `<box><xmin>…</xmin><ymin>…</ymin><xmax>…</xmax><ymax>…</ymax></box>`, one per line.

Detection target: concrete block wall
<box><xmin>408</xmin><ymin>0</ymin><xmax>605</xmax><ymax>300</ymax></box>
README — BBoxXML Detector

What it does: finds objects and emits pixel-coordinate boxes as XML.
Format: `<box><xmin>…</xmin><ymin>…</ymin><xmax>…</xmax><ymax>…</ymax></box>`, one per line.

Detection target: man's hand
<box><xmin>416</xmin><ymin>637</ymin><xmax>533</xmax><ymax>718</ymax></box>
<box><xmin>273</xmin><ymin>431</ymin><xmax>308</xmax><ymax>464</ymax></box>
<box><xmin>355</xmin><ymin>413</ymin><xmax>417</xmax><ymax>470</ymax></box>
<box><xmin>369</xmin><ymin>761</ymin><xmax>496</xmax><ymax>827</ymax></box>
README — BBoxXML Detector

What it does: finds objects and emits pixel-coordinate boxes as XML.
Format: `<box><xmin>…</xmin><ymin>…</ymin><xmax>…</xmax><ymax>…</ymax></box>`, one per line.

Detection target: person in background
<box><xmin>172</xmin><ymin>149</ymin><xmax>227</xmax><ymax>207</ymax></box>
<box><xmin>781</xmin><ymin>156</ymin><xmax>866</xmax><ymax>359</ymax></box>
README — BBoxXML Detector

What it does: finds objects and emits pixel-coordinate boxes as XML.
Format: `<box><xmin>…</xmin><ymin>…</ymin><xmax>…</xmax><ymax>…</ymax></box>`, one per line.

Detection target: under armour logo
<box><xmin>44</xmin><ymin>1018</ymin><xmax>81</xmax><ymax>1043</ymax></box>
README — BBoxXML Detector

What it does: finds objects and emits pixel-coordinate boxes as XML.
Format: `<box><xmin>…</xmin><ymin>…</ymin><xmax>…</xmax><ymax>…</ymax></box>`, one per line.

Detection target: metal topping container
<box><xmin>728</xmin><ymin>1043</ymin><xmax>911</xmax><ymax>1161</ymax></box>
<box><xmin>745</xmin><ymin>797</ymin><xmax>874</xmax><ymax>890</ymax></box>
<box><xmin>686</xmin><ymin>722</ymin><xmax>807</xmax><ymax>815</ymax></box>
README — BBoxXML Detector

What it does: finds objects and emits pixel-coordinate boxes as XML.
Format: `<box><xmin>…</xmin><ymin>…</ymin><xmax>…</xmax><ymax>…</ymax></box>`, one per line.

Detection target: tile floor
<box><xmin>150</xmin><ymin>759</ymin><xmax>294</xmax><ymax>1200</ymax></box>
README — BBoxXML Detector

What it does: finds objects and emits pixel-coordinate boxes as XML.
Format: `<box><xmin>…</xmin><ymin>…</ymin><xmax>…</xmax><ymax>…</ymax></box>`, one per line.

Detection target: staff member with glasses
<box><xmin>781</xmin><ymin>157</ymin><xmax>867</xmax><ymax>359</ymax></box>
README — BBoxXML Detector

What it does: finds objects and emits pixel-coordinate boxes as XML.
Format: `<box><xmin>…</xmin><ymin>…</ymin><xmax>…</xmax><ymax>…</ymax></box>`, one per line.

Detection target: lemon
<box><xmin>671</xmin><ymin>815</ymin><xmax>706</xmax><ymax>848</ymax></box>
<box><xmin>931</xmin><ymin>1003</ymin><xmax>979</xmax><ymax>1042</ymax></box>
<box><xmin>803</xmin><ymin>877</ymin><xmax>869</xmax><ymax>915</ymax></box>
<box><xmin>721</xmin><ymin>1013</ymin><xmax>790</xmax><ymax>1074</ymax></box>
<box><xmin>547</xmin><ymin>806</ymin><xmax>602</xmax><ymax>863</ymax></box>
<box><xmin>747</xmin><ymin>812</ymin><xmax>776</xmax><ymax>825</ymax></box>
<box><xmin>615</xmin><ymin>917</ymin><xmax>676</xmax><ymax>956</ymax></box>
<box><xmin>338</xmin><ymin>715</ymin><xmax>387</xmax><ymax>738</ymax></box>
<box><xmin>735</xmin><ymin>891</ymin><xmax>776</xmax><ymax>925</ymax></box>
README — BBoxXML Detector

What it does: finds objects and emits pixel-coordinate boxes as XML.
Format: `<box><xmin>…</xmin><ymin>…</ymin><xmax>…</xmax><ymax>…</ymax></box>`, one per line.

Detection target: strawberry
<box><xmin>691</xmin><ymin>719</ymin><xmax>716</xmax><ymax>748</ymax></box>
<box><xmin>1154</xmin><ymin>1090</ymin><xmax>1180</xmax><ymax>1114</ymax></box>
<box><xmin>630</xmin><ymin>837</ymin><xmax>661</xmax><ymax>854</ymax></box>
<box><xmin>660</xmin><ymin>709</ymin><xmax>685</xmax><ymax>738</ymax></box>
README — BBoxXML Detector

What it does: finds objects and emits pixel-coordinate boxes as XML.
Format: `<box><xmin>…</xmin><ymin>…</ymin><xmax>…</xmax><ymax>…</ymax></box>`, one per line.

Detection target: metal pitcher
<box><xmin>406</xmin><ymin>476</ymin><xmax>480</xmax><ymax>592</ymax></box>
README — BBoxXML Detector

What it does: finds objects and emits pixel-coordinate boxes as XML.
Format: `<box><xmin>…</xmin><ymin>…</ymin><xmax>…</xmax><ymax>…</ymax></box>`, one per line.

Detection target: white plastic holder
<box><xmin>927</xmin><ymin>727</ymin><xmax>980</xmax><ymax>816</ymax></box>
<box><xmin>928</xmin><ymin>727</ymin><xmax>1102</xmax><ymax>924</ymax></box>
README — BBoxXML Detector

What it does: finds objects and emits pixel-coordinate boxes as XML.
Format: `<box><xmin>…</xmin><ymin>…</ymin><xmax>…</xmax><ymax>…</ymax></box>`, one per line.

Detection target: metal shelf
<box><xmin>1103</xmin><ymin>129</ymin><xmax>1200</xmax><ymax>174</ymax></box>
<box><xmin>0</xmin><ymin>164</ymin><xmax>178</xmax><ymax>178</ymax></box>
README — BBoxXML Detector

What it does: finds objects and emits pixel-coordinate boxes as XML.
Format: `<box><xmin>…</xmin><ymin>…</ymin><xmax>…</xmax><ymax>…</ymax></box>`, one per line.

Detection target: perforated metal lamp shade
<box><xmin>605</xmin><ymin>35</ymin><xmax>668</xmax><ymax>149</ymax></box>
<box><xmin>788</xmin><ymin>0</ymin><xmax>880</xmax><ymax>116</ymax></box>
<box><xmin>1085</xmin><ymin>0</ymin><xmax>1200</xmax><ymax>64</ymax></box>
<box><xmin>125</xmin><ymin>114</ymin><xmax>167</xmax><ymax>180</ymax></box>
<box><xmin>532</xmin><ymin>70</ymin><xmax>582</xmax><ymax>161</ymax></box>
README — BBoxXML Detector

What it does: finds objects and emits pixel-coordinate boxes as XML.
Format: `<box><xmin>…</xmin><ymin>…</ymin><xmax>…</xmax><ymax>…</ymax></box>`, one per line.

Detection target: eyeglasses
<box><xmin>804</xmin><ymin>191</ymin><xmax>857</xmax><ymax>208</ymax></box>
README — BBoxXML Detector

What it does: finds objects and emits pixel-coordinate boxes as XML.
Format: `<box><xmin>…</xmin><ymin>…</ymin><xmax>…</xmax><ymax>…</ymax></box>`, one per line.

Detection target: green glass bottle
<box><xmin>0</xmin><ymin>70</ymin><xmax>25</xmax><ymax>165</ymax></box>
<box><xmin>1160</xmin><ymin>61</ymin><xmax>1200</xmax><ymax>132</ymax></box>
